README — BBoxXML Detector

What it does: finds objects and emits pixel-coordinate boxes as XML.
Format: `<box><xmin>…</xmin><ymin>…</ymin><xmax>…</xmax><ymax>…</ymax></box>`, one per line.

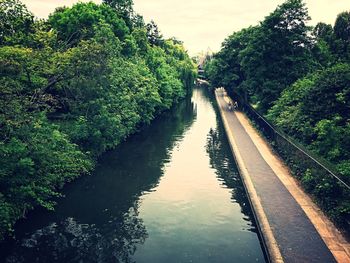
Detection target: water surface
<box><xmin>1</xmin><ymin>88</ymin><xmax>266</xmax><ymax>263</ymax></box>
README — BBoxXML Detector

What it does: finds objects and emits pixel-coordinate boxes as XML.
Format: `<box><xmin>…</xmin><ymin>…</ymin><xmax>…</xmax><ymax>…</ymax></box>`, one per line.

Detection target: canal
<box><xmin>0</xmin><ymin>87</ymin><xmax>267</xmax><ymax>263</ymax></box>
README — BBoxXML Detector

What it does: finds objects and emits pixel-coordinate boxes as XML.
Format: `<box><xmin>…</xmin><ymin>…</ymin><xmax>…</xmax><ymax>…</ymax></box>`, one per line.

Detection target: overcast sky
<box><xmin>22</xmin><ymin>0</ymin><xmax>349</xmax><ymax>55</ymax></box>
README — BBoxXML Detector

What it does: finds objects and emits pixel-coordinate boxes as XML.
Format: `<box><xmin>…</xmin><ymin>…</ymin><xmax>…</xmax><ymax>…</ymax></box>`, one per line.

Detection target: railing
<box><xmin>228</xmin><ymin>90</ymin><xmax>350</xmax><ymax>231</ymax></box>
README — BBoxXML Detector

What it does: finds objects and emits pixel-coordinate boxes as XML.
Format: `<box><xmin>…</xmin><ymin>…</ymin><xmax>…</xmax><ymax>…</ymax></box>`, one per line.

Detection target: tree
<box><xmin>239</xmin><ymin>0</ymin><xmax>313</xmax><ymax>111</ymax></box>
<box><xmin>301</xmin><ymin>63</ymin><xmax>350</xmax><ymax>125</ymax></box>
<box><xmin>313</xmin><ymin>22</ymin><xmax>334</xmax><ymax>44</ymax></box>
<box><xmin>131</xmin><ymin>13</ymin><xmax>145</xmax><ymax>28</ymax></box>
<box><xmin>0</xmin><ymin>44</ymin><xmax>93</xmax><ymax>239</ymax></box>
<box><xmin>333</xmin><ymin>11</ymin><xmax>350</xmax><ymax>61</ymax></box>
<box><xmin>103</xmin><ymin>0</ymin><xmax>134</xmax><ymax>28</ymax></box>
<box><xmin>48</xmin><ymin>2</ymin><xmax>129</xmax><ymax>47</ymax></box>
<box><xmin>0</xmin><ymin>0</ymin><xmax>35</xmax><ymax>45</ymax></box>
<box><xmin>334</xmin><ymin>11</ymin><xmax>350</xmax><ymax>42</ymax></box>
<box><xmin>310</xmin><ymin>22</ymin><xmax>335</xmax><ymax>68</ymax></box>
<box><xmin>205</xmin><ymin>27</ymin><xmax>257</xmax><ymax>98</ymax></box>
<box><xmin>146</xmin><ymin>20</ymin><xmax>163</xmax><ymax>47</ymax></box>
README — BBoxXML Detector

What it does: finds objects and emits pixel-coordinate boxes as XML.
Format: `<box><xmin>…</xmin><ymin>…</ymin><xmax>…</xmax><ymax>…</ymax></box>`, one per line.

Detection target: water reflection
<box><xmin>206</xmin><ymin>127</ymin><xmax>256</xmax><ymax>232</ymax></box>
<box><xmin>130</xmin><ymin>88</ymin><xmax>266</xmax><ymax>262</ymax></box>
<box><xmin>6</xmin><ymin>210</ymin><xmax>146</xmax><ymax>263</ymax></box>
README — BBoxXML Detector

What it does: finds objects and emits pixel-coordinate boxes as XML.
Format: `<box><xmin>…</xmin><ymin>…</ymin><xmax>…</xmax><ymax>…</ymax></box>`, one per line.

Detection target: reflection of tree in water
<box><xmin>6</xmin><ymin>206</ymin><xmax>145</xmax><ymax>263</ymax></box>
<box><xmin>2</xmin><ymin>95</ymin><xmax>196</xmax><ymax>263</ymax></box>
<box><xmin>206</xmin><ymin>122</ymin><xmax>257</xmax><ymax>233</ymax></box>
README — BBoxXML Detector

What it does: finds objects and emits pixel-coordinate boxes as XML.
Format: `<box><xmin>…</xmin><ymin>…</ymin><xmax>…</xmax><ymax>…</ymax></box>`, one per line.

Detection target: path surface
<box><xmin>215</xmin><ymin>88</ymin><xmax>337</xmax><ymax>263</ymax></box>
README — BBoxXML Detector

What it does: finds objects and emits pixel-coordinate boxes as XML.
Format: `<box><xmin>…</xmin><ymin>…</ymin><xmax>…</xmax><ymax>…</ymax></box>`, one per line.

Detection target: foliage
<box><xmin>146</xmin><ymin>20</ymin><xmax>163</xmax><ymax>47</ymax></box>
<box><xmin>268</xmin><ymin>63</ymin><xmax>350</xmax><ymax>163</ymax></box>
<box><xmin>0</xmin><ymin>0</ymin><xmax>196</xmax><ymax>240</ymax></box>
<box><xmin>0</xmin><ymin>0</ymin><xmax>35</xmax><ymax>46</ymax></box>
<box><xmin>205</xmin><ymin>0</ymin><xmax>314</xmax><ymax>112</ymax></box>
<box><xmin>103</xmin><ymin>0</ymin><xmax>134</xmax><ymax>28</ymax></box>
<box><xmin>48</xmin><ymin>2</ymin><xmax>129</xmax><ymax>46</ymax></box>
<box><xmin>333</xmin><ymin>11</ymin><xmax>350</xmax><ymax>62</ymax></box>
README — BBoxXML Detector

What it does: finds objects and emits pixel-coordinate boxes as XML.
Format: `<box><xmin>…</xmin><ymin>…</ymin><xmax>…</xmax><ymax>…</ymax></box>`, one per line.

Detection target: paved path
<box><xmin>215</xmin><ymin>89</ymin><xmax>337</xmax><ymax>263</ymax></box>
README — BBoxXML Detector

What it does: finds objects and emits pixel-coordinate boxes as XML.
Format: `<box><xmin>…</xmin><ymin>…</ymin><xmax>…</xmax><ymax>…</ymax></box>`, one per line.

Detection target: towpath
<box><xmin>215</xmin><ymin>88</ymin><xmax>349</xmax><ymax>263</ymax></box>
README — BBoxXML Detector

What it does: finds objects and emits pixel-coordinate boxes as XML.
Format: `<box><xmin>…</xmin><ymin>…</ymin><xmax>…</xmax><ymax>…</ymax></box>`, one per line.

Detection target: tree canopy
<box><xmin>0</xmin><ymin>0</ymin><xmax>196</xmax><ymax>240</ymax></box>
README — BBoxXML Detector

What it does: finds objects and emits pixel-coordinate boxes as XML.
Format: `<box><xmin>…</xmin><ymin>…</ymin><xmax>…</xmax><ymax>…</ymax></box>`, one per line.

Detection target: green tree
<box><xmin>48</xmin><ymin>2</ymin><xmax>129</xmax><ymax>47</ymax></box>
<box><xmin>334</xmin><ymin>11</ymin><xmax>350</xmax><ymax>42</ymax></box>
<box><xmin>146</xmin><ymin>20</ymin><xmax>163</xmax><ymax>47</ymax></box>
<box><xmin>239</xmin><ymin>0</ymin><xmax>313</xmax><ymax>111</ymax></box>
<box><xmin>205</xmin><ymin>27</ymin><xmax>257</xmax><ymax>99</ymax></box>
<box><xmin>103</xmin><ymin>0</ymin><xmax>134</xmax><ymax>28</ymax></box>
<box><xmin>313</xmin><ymin>22</ymin><xmax>334</xmax><ymax>45</ymax></box>
<box><xmin>0</xmin><ymin>44</ymin><xmax>93</xmax><ymax>238</ymax></box>
<box><xmin>268</xmin><ymin>63</ymin><xmax>350</xmax><ymax>165</ymax></box>
<box><xmin>333</xmin><ymin>11</ymin><xmax>350</xmax><ymax>61</ymax></box>
<box><xmin>0</xmin><ymin>0</ymin><xmax>35</xmax><ymax>46</ymax></box>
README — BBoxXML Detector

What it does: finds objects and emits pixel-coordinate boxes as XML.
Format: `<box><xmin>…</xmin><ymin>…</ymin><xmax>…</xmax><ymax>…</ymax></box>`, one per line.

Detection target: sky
<box><xmin>22</xmin><ymin>0</ymin><xmax>350</xmax><ymax>56</ymax></box>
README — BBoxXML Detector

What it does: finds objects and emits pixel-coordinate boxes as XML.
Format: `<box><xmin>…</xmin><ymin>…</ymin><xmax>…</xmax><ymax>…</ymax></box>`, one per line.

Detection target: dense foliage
<box><xmin>0</xmin><ymin>0</ymin><xmax>196</xmax><ymax>239</ymax></box>
<box><xmin>205</xmin><ymin>0</ymin><xmax>350</xmax><ymax>230</ymax></box>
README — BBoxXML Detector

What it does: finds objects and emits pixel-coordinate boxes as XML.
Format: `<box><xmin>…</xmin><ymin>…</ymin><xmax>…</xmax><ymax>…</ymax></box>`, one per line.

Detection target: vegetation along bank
<box><xmin>0</xmin><ymin>0</ymin><xmax>197</xmax><ymax>240</ymax></box>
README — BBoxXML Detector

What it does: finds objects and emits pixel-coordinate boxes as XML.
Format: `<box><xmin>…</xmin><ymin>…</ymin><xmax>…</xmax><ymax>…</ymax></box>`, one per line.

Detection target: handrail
<box><xmin>231</xmin><ymin>91</ymin><xmax>350</xmax><ymax>191</ymax></box>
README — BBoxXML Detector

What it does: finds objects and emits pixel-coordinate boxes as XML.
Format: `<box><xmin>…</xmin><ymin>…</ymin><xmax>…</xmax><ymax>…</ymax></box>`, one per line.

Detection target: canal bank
<box><xmin>215</xmin><ymin>88</ymin><xmax>342</xmax><ymax>263</ymax></box>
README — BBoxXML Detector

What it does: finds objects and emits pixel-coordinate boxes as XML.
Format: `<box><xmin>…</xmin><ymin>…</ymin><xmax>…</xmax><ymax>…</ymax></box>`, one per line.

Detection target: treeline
<box><xmin>205</xmin><ymin>0</ymin><xmax>349</xmax><ymax>229</ymax></box>
<box><xmin>0</xmin><ymin>0</ymin><xmax>196</xmax><ymax>239</ymax></box>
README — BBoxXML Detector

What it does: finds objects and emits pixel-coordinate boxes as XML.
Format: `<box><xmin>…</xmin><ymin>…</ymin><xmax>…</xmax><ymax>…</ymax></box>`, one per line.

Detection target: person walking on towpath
<box><xmin>233</xmin><ymin>101</ymin><xmax>238</xmax><ymax>110</ymax></box>
<box><xmin>228</xmin><ymin>101</ymin><xmax>233</xmax><ymax>111</ymax></box>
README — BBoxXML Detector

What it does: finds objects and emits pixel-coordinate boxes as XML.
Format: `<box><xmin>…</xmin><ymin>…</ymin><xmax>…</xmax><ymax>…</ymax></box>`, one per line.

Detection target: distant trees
<box><xmin>0</xmin><ymin>0</ymin><xmax>196</xmax><ymax>240</ymax></box>
<box><xmin>204</xmin><ymin>27</ymin><xmax>256</xmax><ymax>99</ymax></box>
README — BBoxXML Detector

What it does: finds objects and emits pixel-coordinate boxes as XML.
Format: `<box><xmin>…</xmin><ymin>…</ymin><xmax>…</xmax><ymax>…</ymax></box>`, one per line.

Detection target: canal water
<box><xmin>0</xmin><ymin>87</ymin><xmax>266</xmax><ymax>263</ymax></box>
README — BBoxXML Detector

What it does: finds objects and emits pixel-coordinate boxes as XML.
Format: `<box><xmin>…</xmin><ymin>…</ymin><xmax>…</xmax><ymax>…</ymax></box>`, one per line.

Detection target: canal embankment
<box><xmin>215</xmin><ymin>88</ymin><xmax>346</xmax><ymax>263</ymax></box>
